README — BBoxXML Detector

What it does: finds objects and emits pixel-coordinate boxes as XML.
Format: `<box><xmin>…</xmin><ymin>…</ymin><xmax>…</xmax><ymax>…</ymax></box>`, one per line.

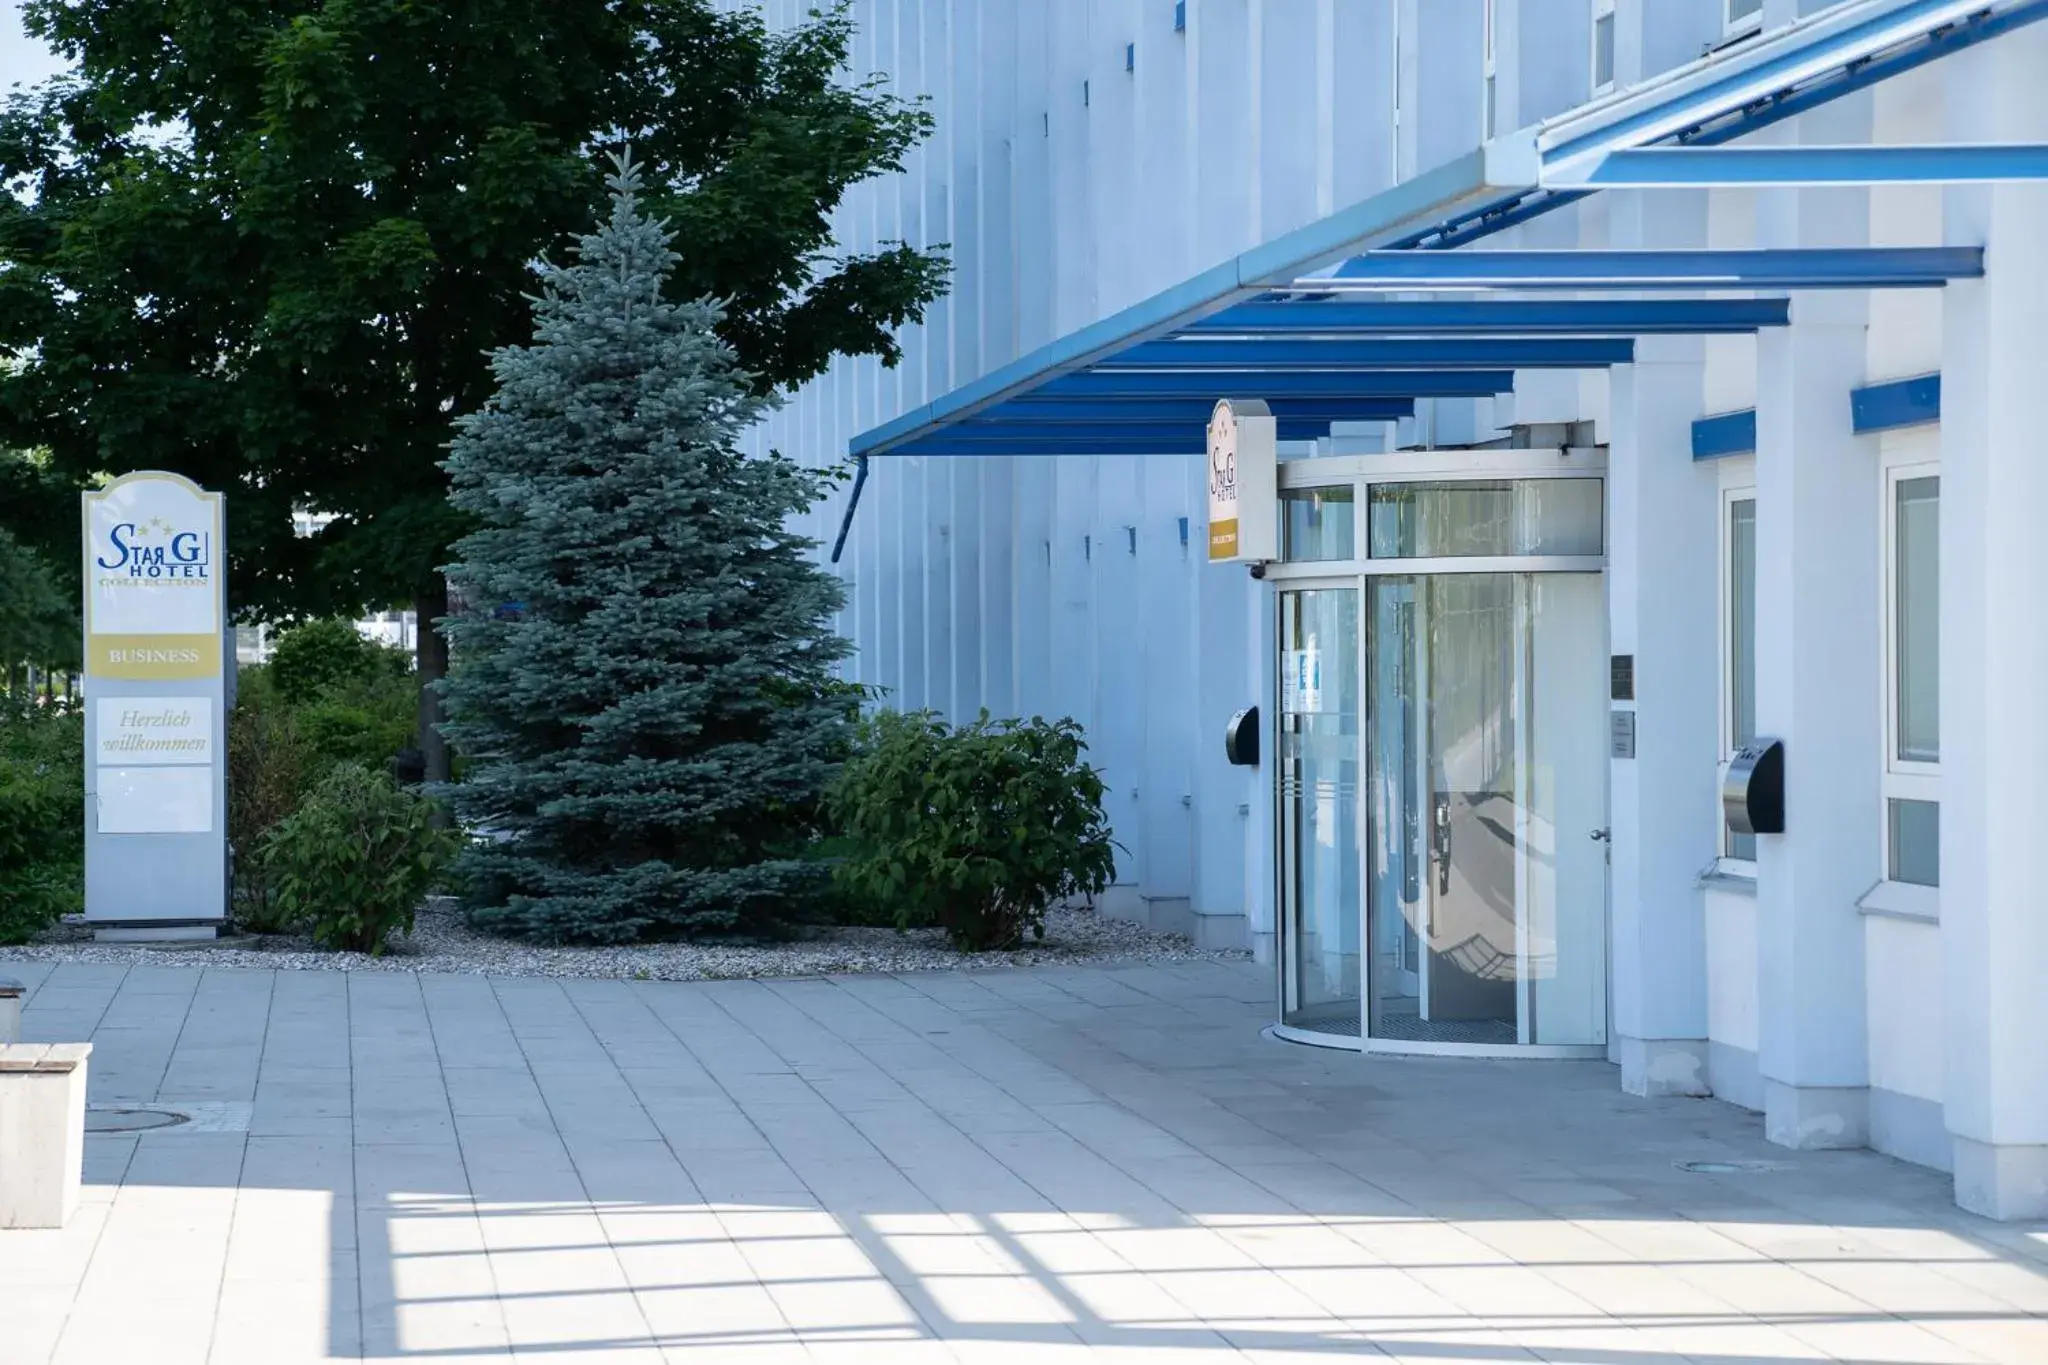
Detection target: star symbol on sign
<box><xmin>149</xmin><ymin>517</ymin><xmax>174</xmax><ymax>534</ymax></box>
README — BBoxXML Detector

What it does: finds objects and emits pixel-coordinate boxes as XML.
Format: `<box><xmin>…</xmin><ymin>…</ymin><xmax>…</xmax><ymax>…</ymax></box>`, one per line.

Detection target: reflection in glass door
<box><xmin>1364</xmin><ymin>574</ymin><xmax>1608</xmax><ymax>1047</ymax></box>
<box><xmin>1278</xmin><ymin>588</ymin><xmax>1361</xmax><ymax>1038</ymax></box>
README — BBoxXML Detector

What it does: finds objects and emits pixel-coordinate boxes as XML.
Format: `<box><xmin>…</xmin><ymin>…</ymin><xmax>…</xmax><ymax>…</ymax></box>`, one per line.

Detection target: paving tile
<box><xmin>9</xmin><ymin>956</ymin><xmax>2048</xmax><ymax>1364</ymax></box>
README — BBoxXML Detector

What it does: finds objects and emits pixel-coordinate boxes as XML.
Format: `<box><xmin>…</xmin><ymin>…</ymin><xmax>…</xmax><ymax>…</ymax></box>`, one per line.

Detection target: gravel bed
<box><xmin>0</xmin><ymin>898</ymin><xmax>1249</xmax><ymax>980</ymax></box>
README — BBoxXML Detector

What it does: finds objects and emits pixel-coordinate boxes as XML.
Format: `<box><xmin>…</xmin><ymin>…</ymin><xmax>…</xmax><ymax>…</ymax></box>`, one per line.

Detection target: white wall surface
<box><xmin>747</xmin><ymin>1</ymin><xmax>2046</xmax><ymax>1206</ymax></box>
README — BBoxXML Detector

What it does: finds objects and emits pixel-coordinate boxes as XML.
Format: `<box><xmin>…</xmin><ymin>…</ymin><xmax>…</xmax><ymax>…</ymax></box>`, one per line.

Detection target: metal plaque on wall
<box><xmin>1609</xmin><ymin>709</ymin><xmax>1637</xmax><ymax>760</ymax></box>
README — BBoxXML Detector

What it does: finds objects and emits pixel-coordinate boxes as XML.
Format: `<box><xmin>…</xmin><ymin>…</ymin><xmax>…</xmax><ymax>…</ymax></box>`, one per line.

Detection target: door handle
<box><xmin>1433</xmin><ymin>794</ymin><xmax>1452</xmax><ymax>897</ymax></box>
<box><xmin>1589</xmin><ymin>828</ymin><xmax>1611</xmax><ymax>843</ymax></box>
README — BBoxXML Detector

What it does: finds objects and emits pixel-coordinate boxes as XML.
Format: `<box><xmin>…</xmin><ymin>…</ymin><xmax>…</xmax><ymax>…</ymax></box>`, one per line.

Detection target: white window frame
<box><xmin>1591</xmin><ymin>0</ymin><xmax>1617</xmax><ymax>96</ymax></box>
<box><xmin>1483</xmin><ymin>0</ymin><xmax>1499</xmax><ymax>138</ymax></box>
<box><xmin>1878</xmin><ymin>430</ymin><xmax>1940</xmax><ymax>902</ymax></box>
<box><xmin>1725</xmin><ymin>0</ymin><xmax>1765</xmax><ymax>39</ymax></box>
<box><xmin>1717</xmin><ymin>462</ymin><xmax>1758</xmax><ymax>876</ymax></box>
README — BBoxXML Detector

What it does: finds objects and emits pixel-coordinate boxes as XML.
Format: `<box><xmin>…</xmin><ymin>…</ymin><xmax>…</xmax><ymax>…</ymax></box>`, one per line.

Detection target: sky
<box><xmin>1</xmin><ymin>0</ymin><xmax>69</xmax><ymax>96</ymax></box>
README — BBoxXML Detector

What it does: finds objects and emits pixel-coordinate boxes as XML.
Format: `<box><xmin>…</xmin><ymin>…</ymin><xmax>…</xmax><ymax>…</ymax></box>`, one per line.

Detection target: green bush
<box><xmin>226</xmin><ymin>630</ymin><xmax>419</xmax><ymax>934</ymax></box>
<box><xmin>268</xmin><ymin>618</ymin><xmax>409</xmax><ymax>706</ymax></box>
<box><xmin>227</xmin><ymin>679</ymin><xmax>319</xmax><ymax>933</ymax></box>
<box><xmin>292</xmin><ymin>667</ymin><xmax>419</xmax><ymax>772</ymax></box>
<box><xmin>261</xmin><ymin>763</ymin><xmax>456</xmax><ymax>954</ymax></box>
<box><xmin>827</xmin><ymin>710</ymin><xmax>1118</xmax><ymax>951</ymax></box>
<box><xmin>0</xmin><ymin>703</ymin><xmax>83</xmax><ymax>944</ymax></box>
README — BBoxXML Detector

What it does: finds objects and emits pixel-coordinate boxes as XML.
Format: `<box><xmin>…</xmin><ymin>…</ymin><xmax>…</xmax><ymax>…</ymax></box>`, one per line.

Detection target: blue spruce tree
<box><xmin>440</xmin><ymin>155</ymin><xmax>850</xmax><ymax>943</ymax></box>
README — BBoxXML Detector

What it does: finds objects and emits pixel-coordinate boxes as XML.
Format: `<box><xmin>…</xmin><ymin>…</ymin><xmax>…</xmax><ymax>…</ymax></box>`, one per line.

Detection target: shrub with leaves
<box><xmin>268</xmin><ymin>618</ymin><xmax>407</xmax><ymax>705</ymax></box>
<box><xmin>262</xmin><ymin>763</ymin><xmax>456</xmax><ymax>954</ymax></box>
<box><xmin>226</xmin><ymin>677</ymin><xmax>319</xmax><ymax>932</ymax></box>
<box><xmin>0</xmin><ymin>702</ymin><xmax>83</xmax><ymax>944</ymax></box>
<box><xmin>828</xmin><ymin>711</ymin><xmax>1118</xmax><ymax>951</ymax></box>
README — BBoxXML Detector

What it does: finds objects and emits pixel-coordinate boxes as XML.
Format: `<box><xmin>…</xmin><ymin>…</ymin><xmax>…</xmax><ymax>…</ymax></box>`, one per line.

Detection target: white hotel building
<box><xmin>747</xmin><ymin>0</ymin><xmax>2048</xmax><ymax>1219</ymax></box>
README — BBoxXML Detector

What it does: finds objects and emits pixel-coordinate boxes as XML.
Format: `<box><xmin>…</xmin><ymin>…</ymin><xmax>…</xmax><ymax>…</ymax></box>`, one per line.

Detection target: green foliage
<box><xmin>440</xmin><ymin>158</ymin><xmax>852</xmax><ymax>945</ymax></box>
<box><xmin>828</xmin><ymin>711</ymin><xmax>1119</xmax><ymax>952</ymax></box>
<box><xmin>0</xmin><ymin>451</ymin><xmax>79</xmax><ymax>609</ymax></box>
<box><xmin>261</xmin><ymin>620</ymin><xmax>418</xmax><ymax>775</ymax></box>
<box><xmin>226</xmin><ymin>674</ymin><xmax>319</xmax><ymax>933</ymax></box>
<box><xmin>261</xmin><ymin>763</ymin><xmax>455</xmax><ymax>954</ymax></box>
<box><xmin>268</xmin><ymin>618</ymin><xmax>407</xmax><ymax>705</ymax></box>
<box><xmin>228</xmin><ymin>652</ymin><xmax>419</xmax><ymax>931</ymax></box>
<box><xmin>0</xmin><ymin>702</ymin><xmax>83</xmax><ymax>944</ymax></box>
<box><xmin>0</xmin><ymin>0</ymin><xmax>947</xmax><ymax>629</ymax></box>
<box><xmin>0</xmin><ymin>525</ymin><xmax>79</xmax><ymax>685</ymax></box>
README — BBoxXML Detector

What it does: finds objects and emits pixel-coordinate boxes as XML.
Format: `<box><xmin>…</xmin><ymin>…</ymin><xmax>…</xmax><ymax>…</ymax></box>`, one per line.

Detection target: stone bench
<box><xmin>0</xmin><ymin>977</ymin><xmax>22</xmax><ymax>1044</ymax></box>
<box><xmin>0</xmin><ymin>1043</ymin><xmax>93</xmax><ymax>1229</ymax></box>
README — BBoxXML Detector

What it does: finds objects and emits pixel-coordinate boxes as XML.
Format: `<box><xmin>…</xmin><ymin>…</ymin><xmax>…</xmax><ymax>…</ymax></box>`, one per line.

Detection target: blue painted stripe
<box><xmin>991</xmin><ymin>398</ymin><xmax>1412</xmax><ymax>423</ymax></box>
<box><xmin>1558</xmin><ymin>143</ymin><xmax>2048</xmax><ymax>188</ymax></box>
<box><xmin>904</xmin><ymin>419</ymin><xmax>1339</xmax><ymax>451</ymax></box>
<box><xmin>1188</xmin><ymin>298</ymin><xmax>1789</xmax><ymax>335</ymax></box>
<box><xmin>1851</xmin><ymin>373</ymin><xmax>1941</xmax><ymax>433</ymax></box>
<box><xmin>1321</xmin><ymin>246</ymin><xmax>1982</xmax><ymax>290</ymax></box>
<box><xmin>1104</xmin><ymin>337</ymin><xmax>1634</xmax><ymax>370</ymax></box>
<box><xmin>1692</xmin><ymin>409</ymin><xmax>1758</xmax><ymax>461</ymax></box>
<box><xmin>1032</xmin><ymin>371</ymin><xmax>1515</xmax><ymax>399</ymax></box>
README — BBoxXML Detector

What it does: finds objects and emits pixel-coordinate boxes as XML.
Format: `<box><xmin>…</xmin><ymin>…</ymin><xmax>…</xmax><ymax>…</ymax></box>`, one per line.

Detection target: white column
<box><xmin>1604</xmin><ymin>189</ymin><xmax>1717</xmax><ymax>1096</ymax></box>
<box><xmin>1941</xmin><ymin>25</ymin><xmax>2048</xmax><ymax>1220</ymax></box>
<box><xmin>1752</xmin><ymin>97</ymin><xmax>1880</xmax><ymax>1151</ymax></box>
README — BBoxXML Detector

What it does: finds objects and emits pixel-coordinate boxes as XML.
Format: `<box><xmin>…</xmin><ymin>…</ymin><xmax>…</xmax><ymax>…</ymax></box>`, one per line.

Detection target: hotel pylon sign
<box><xmin>1206</xmin><ymin>398</ymin><xmax>1277</xmax><ymax>563</ymax></box>
<box><xmin>81</xmin><ymin>472</ymin><xmax>230</xmax><ymax>936</ymax></box>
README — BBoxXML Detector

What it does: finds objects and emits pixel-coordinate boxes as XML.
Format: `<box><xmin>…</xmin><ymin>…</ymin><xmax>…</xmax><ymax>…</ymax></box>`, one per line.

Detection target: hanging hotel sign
<box><xmin>80</xmin><ymin>472</ymin><xmax>229</xmax><ymax>933</ymax></box>
<box><xmin>1207</xmin><ymin>398</ymin><xmax>1278</xmax><ymax>563</ymax></box>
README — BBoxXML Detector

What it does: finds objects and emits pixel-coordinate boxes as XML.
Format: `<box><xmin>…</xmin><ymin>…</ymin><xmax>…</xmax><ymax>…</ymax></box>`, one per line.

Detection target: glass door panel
<box><xmin>1363</xmin><ymin>573</ymin><xmax>1607</xmax><ymax>1047</ymax></box>
<box><xmin>1278</xmin><ymin>587</ymin><xmax>1362</xmax><ymax>1038</ymax></box>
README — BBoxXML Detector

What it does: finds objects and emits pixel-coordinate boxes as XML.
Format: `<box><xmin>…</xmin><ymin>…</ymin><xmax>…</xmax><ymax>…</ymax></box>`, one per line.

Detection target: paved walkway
<box><xmin>2</xmin><ymin>958</ymin><xmax>2045</xmax><ymax>1364</ymax></box>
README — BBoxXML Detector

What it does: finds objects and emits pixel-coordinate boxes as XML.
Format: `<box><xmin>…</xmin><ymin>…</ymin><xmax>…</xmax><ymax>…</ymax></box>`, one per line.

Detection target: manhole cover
<box><xmin>85</xmin><ymin>1107</ymin><xmax>190</xmax><ymax>1133</ymax></box>
<box><xmin>1677</xmin><ymin>1159</ymin><xmax>1782</xmax><ymax>1175</ymax></box>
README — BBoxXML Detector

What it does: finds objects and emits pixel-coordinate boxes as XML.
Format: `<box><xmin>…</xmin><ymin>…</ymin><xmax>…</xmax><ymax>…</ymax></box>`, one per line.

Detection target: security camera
<box><xmin>1248</xmin><ymin>562</ymin><xmax>1268</xmax><ymax>580</ymax></box>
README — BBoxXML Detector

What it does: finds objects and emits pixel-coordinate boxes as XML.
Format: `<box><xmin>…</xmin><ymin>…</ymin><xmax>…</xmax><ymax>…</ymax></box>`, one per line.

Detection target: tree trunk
<box><xmin>415</xmin><ymin>574</ymin><xmax>452</xmax><ymax>798</ymax></box>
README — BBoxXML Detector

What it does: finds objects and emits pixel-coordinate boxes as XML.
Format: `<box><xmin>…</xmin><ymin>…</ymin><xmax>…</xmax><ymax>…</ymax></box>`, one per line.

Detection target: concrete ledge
<box><xmin>1708</xmin><ymin>1041</ymin><xmax>1764</xmax><ymax>1112</ymax></box>
<box><xmin>1090</xmin><ymin>886</ymin><xmax>1145</xmax><ymax>926</ymax></box>
<box><xmin>1143</xmin><ymin>897</ymin><xmax>1194</xmax><ymax>940</ymax></box>
<box><xmin>0</xmin><ymin>977</ymin><xmax>21</xmax><ymax>1046</ymax></box>
<box><xmin>1619</xmin><ymin>1037</ymin><xmax>1712</xmax><ymax>1097</ymax></box>
<box><xmin>1765</xmin><ymin>1080</ymin><xmax>1870</xmax><ymax>1151</ymax></box>
<box><xmin>1870</xmin><ymin>1086</ymin><xmax>1952</xmax><ymax>1173</ymax></box>
<box><xmin>0</xmin><ymin>1042</ymin><xmax>92</xmax><ymax>1230</ymax></box>
<box><xmin>1078</xmin><ymin>890</ymin><xmax>1245</xmax><ymax>949</ymax></box>
<box><xmin>1953</xmin><ymin>1138</ymin><xmax>2048</xmax><ymax>1221</ymax></box>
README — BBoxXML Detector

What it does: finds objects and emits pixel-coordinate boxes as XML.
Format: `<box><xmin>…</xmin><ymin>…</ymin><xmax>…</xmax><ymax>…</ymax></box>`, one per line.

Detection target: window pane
<box><xmin>1728</xmin><ymin>0</ymin><xmax>1763</xmax><ymax>21</ymax></box>
<box><xmin>1368</xmin><ymin>479</ymin><xmax>1603</xmax><ymax>559</ymax></box>
<box><xmin>1729</xmin><ymin>498</ymin><xmax>1757</xmax><ymax>747</ymax></box>
<box><xmin>1889</xmin><ymin>798</ymin><xmax>1940</xmax><ymax>887</ymax></box>
<box><xmin>1594</xmin><ymin>14</ymin><xmax>1615</xmax><ymax>87</ymax></box>
<box><xmin>1727</xmin><ymin>497</ymin><xmax>1758</xmax><ymax>861</ymax></box>
<box><xmin>1895</xmin><ymin>475</ymin><xmax>1939</xmax><ymax>764</ymax></box>
<box><xmin>1282</xmin><ymin>486</ymin><xmax>1356</xmax><ymax>562</ymax></box>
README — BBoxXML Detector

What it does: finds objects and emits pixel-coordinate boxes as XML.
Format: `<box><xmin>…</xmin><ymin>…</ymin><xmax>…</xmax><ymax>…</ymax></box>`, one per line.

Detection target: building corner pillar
<box><xmin>1605</xmin><ymin>189</ymin><xmax>1717</xmax><ymax>1099</ymax></box>
<box><xmin>1940</xmin><ymin>29</ymin><xmax>2048</xmax><ymax>1219</ymax></box>
<box><xmin>1607</xmin><ymin>345</ymin><xmax>1717</xmax><ymax>1099</ymax></box>
<box><xmin>1753</xmin><ymin>94</ymin><xmax>1879</xmax><ymax>1149</ymax></box>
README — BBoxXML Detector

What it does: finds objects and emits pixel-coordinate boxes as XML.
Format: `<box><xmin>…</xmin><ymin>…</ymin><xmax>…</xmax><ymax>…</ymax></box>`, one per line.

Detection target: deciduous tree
<box><xmin>0</xmin><ymin>0</ymin><xmax>944</xmax><ymax>779</ymax></box>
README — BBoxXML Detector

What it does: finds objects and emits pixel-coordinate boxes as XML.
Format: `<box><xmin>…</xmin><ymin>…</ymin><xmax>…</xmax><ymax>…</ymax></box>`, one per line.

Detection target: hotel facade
<box><xmin>746</xmin><ymin>0</ymin><xmax>2048</xmax><ymax>1219</ymax></box>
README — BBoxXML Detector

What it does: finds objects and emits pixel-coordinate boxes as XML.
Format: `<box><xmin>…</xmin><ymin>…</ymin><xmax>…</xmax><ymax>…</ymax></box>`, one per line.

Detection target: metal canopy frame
<box><xmin>1546</xmin><ymin>144</ymin><xmax>2048</xmax><ymax>189</ymax></box>
<box><xmin>829</xmin><ymin>0</ymin><xmax>2048</xmax><ymax>561</ymax></box>
<box><xmin>1313</xmin><ymin>247</ymin><xmax>1982</xmax><ymax>291</ymax></box>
